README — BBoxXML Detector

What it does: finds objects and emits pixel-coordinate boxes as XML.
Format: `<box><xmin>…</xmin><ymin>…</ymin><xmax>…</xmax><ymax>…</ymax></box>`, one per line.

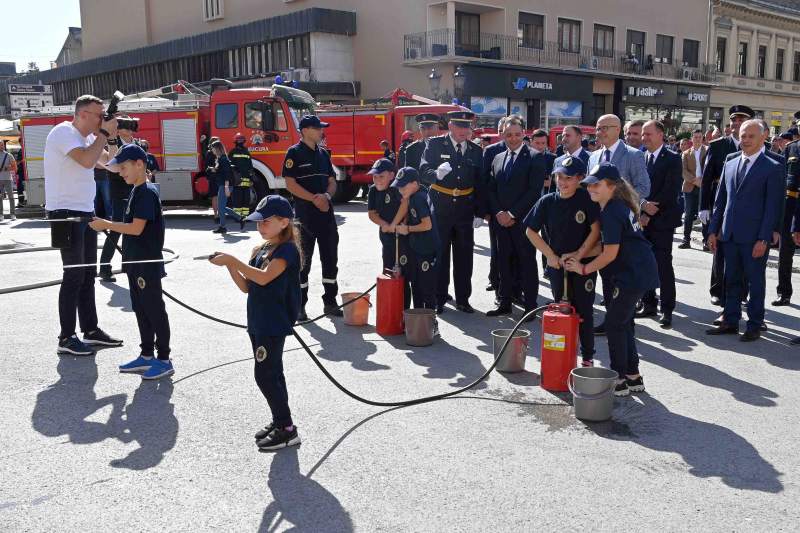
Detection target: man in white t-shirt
<box><xmin>45</xmin><ymin>94</ymin><xmax>123</xmax><ymax>355</ymax></box>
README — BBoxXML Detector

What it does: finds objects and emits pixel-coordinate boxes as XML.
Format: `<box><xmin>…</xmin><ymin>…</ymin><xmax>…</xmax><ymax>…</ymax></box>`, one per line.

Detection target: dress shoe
<box><xmin>760</xmin><ymin>322</ymin><xmax>768</xmax><ymax>332</ymax></box>
<box><xmin>710</xmin><ymin>296</ymin><xmax>722</xmax><ymax>306</ymax></box>
<box><xmin>635</xmin><ymin>306</ymin><xmax>658</xmax><ymax>318</ymax></box>
<box><xmin>659</xmin><ymin>314</ymin><xmax>672</xmax><ymax>329</ymax></box>
<box><xmin>677</xmin><ymin>241</ymin><xmax>691</xmax><ymax>249</ymax></box>
<box><xmin>635</xmin><ymin>300</ymin><xmax>644</xmax><ymax>312</ymax></box>
<box><xmin>98</xmin><ymin>270</ymin><xmax>116</xmax><ymax>283</ymax></box>
<box><xmin>486</xmin><ymin>305</ymin><xmax>512</xmax><ymax>317</ymax></box>
<box><xmin>739</xmin><ymin>330</ymin><xmax>760</xmax><ymax>342</ymax></box>
<box><xmin>435</xmin><ymin>304</ymin><xmax>445</xmax><ymax>315</ymax></box>
<box><xmin>593</xmin><ymin>323</ymin><xmax>606</xmax><ymax>336</ymax></box>
<box><xmin>771</xmin><ymin>296</ymin><xmax>791</xmax><ymax>306</ymax></box>
<box><xmin>323</xmin><ymin>305</ymin><xmax>344</xmax><ymax>317</ymax></box>
<box><xmin>446</xmin><ymin>294</ymin><xmax>454</xmax><ymax>302</ymax></box>
<box><xmin>706</xmin><ymin>324</ymin><xmax>738</xmax><ymax>335</ymax></box>
<box><xmin>713</xmin><ymin>313</ymin><xmax>724</xmax><ymax>326</ymax></box>
<box><xmin>455</xmin><ymin>301</ymin><xmax>475</xmax><ymax>314</ymax></box>
<box><xmin>296</xmin><ymin>308</ymin><xmax>308</xmax><ymax>322</ymax></box>
<box><xmin>789</xmin><ymin>336</ymin><xmax>800</xmax><ymax>345</ymax></box>
<box><xmin>485</xmin><ymin>284</ymin><xmax>496</xmax><ymax>292</ymax></box>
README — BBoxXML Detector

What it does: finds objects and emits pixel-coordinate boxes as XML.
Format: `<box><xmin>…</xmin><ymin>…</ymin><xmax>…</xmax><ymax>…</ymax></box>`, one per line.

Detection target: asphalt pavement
<box><xmin>1</xmin><ymin>201</ymin><xmax>798</xmax><ymax>531</ymax></box>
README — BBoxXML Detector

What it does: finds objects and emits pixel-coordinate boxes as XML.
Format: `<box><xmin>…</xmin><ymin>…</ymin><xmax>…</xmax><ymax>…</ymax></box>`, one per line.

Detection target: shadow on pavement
<box><xmin>103</xmin><ymin>279</ymin><xmax>133</xmax><ymax>312</ymax></box>
<box><xmin>300</xmin><ymin>320</ymin><xmax>389</xmax><ymax>372</ymax></box>
<box><xmin>587</xmin><ymin>394</ymin><xmax>783</xmax><ymax>493</ymax></box>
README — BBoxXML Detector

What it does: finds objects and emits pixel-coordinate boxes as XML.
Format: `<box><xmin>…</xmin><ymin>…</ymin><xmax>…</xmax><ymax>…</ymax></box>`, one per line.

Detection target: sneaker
<box><xmin>119</xmin><ymin>355</ymin><xmax>155</xmax><ymax>373</ymax></box>
<box><xmin>98</xmin><ymin>270</ymin><xmax>116</xmax><ymax>283</ymax></box>
<box><xmin>677</xmin><ymin>240</ymin><xmax>691</xmax><ymax>249</ymax></box>
<box><xmin>581</xmin><ymin>359</ymin><xmax>594</xmax><ymax>367</ymax></box>
<box><xmin>141</xmin><ymin>359</ymin><xmax>174</xmax><ymax>380</ymax></box>
<box><xmin>83</xmin><ymin>328</ymin><xmax>123</xmax><ymax>347</ymax></box>
<box><xmin>212</xmin><ymin>226</ymin><xmax>227</xmax><ymax>234</ymax></box>
<box><xmin>257</xmin><ymin>426</ymin><xmax>301</xmax><ymax>451</ymax></box>
<box><xmin>613</xmin><ymin>380</ymin><xmax>630</xmax><ymax>397</ymax></box>
<box><xmin>254</xmin><ymin>422</ymin><xmax>276</xmax><ymax>440</ymax></box>
<box><xmin>323</xmin><ymin>304</ymin><xmax>344</xmax><ymax>317</ymax></box>
<box><xmin>626</xmin><ymin>376</ymin><xmax>645</xmax><ymax>393</ymax></box>
<box><xmin>57</xmin><ymin>335</ymin><xmax>94</xmax><ymax>356</ymax></box>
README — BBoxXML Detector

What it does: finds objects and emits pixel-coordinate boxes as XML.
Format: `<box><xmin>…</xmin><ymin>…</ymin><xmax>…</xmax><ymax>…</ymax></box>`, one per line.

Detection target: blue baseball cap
<box><xmin>245</xmin><ymin>195</ymin><xmax>294</xmax><ymax>221</ymax></box>
<box><xmin>581</xmin><ymin>162</ymin><xmax>622</xmax><ymax>185</ymax></box>
<box><xmin>780</xmin><ymin>132</ymin><xmax>794</xmax><ymax>141</ymax></box>
<box><xmin>391</xmin><ymin>167</ymin><xmax>420</xmax><ymax>188</ymax></box>
<box><xmin>787</xmin><ymin>127</ymin><xmax>799</xmax><ymax>136</ymax></box>
<box><xmin>298</xmin><ymin>115</ymin><xmax>329</xmax><ymax>130</ymax></box>
<box><xmin>553</xmin><ymin>156</ymin><xmax>587</xmax><ymax>177</ymax></box>
<box><xmin>107</xmin><ymin>143</ymin><xmax>147</xmax><ymax>166</ymax></box>
<box><xmin>368</xmin><ymin>158</ymin><xmax>395</xmax><ymax>175</ymax></box>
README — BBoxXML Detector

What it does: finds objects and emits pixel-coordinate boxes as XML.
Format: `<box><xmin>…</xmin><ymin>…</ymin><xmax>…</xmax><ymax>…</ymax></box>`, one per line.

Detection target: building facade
<box><xmin>709</xmin><ymin>0</ymin><xmax>800</xmax><ymax>133</ymax></box>
<box><xmin>55</xmin><ymin>28</ymin><xmax>83</xmax><ymax>68</ymax></box>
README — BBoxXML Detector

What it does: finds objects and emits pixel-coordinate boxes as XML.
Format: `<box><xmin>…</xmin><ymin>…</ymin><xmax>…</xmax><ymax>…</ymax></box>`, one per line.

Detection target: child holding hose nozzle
<box><xmin>524</xmin><ymin>156</ymin><xmax>601</xmax><ymax>368</ymax></box>
<box><xmin>208</xmin><ymin>195</ymin><xmax>303</xmax><ymax>451</ymax></box>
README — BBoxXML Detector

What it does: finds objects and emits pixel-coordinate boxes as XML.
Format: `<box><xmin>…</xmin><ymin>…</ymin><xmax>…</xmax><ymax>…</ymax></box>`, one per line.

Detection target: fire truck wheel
<box><xmin>331</xmin><ymin>181</ymin><xmax>359</xmax><ymax>204</ymax></box>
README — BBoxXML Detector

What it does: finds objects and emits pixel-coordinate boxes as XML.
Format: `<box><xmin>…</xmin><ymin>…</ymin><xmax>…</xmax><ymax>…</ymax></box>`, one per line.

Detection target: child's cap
<box><xmin>391</xmin><ymin>167</ymin><xmax>420</xmax><ymax>188</ymax></box>
<box><xmin>107</xmin><ymin>143</ymin><xmax>147</xmax><ymax>166</ymax></box>
<box><xmin>553</xmin><ymin>156</ymin><xmax>586</xmax><ymax>177</ymax></box>
<box><xmin>245</xmin><ymin>195</ymin><xmax>294</xmax><ymax>221</ymax></box>
<box><xmin>368</xmin><ymin>158</ymin><xmax>395</xmax><ymax>175</ymax></box>
<box><xmin>581</xmin><ymin>162</ymin><xmax>622</xmax><ymax>185</ymax></box>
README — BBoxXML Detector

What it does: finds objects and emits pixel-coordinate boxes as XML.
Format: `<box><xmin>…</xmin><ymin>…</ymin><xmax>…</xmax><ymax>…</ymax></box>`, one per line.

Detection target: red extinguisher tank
<box><xmin>540</xmin><ymin>302</ymin><xmax>581</xmax><ymax>391</ymax></box>
<box><xmin>376</xmin><ymin>269</ymin><xmax>405</xmax><ymax>336</ymax></box>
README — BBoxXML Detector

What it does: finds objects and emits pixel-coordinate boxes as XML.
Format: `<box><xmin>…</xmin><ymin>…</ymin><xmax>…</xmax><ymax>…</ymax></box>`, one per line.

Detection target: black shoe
<box><xmin>296</xmin><ymin>308</ymin><xmax>308</xmax><ymax>322</ymax></box>
<box><xmin>445</xmin><ymin>294</ymin><xmax>454</xmax><ymax>302</ymax></box>
<box><xmin>706</xmin><ymin>324</ymin><xmax>738</xmax><ymax>335</ymax></box>
<box><xmin>82</xmin><ymin>328</ymin><xmax>123</xmax><ymax>347</ymax></box>
<box><xmin>739</xmin><ymin>330</ymin><xmax>761</xmax><ymax>342</ymax></box>
<box><xmin>455</xmin><ymin>302</ymin><xmax>475</xmax><ymax>313</ymax></box>
<box><xmin>593</xmin><ymin>323</ymin><xmax>606</xmax><ymax>336</ymax></box>
<box><xmin>613</xmin><ymin>380</ymin><xmax>630</xmax><ymax>397</ymax></box>
<box><xmin>98</xmin><ymin>270</ymin><xmax>116</xmax><ymax>283</ymax></box>
<box><xmin>710</xmin><ymin>296</ymin><xmax>722</xmax><ymax>306</ymax></box>
<box><xmin>323</xmin><ymin>304</ymin><xmax>344</xmax><ymax>317</ymax></box>
<box><xmin>254</xmin><ymin>422</ymin><xmax>275</xmax><ymax>440</ymax></box>
<box><xmin>600</xmin><ymin>298</ymin><xmax>606</xmax><ymax>306</ymax></box>
<box><xmin>772</xmin><ymin>296</ymin><xmax>791</xmax><ymax>306</ymax></box>
<box><xmin>626</xmin><ymin>376</ymin><xmax>645</xmax><ymax>393</ymax></box>
<box><xmin>789</xmin><ymin>336</ymin><xmax>800</xmax><ymax>345</ymax></box>
<box><xmin>485</xmin><ymin>284</ymin><xmax>496</xmax><ymax>291</ymax></box>
<box><xmin>759</xmin><ymin>322</ymin><xmax>768</xmax><ymax>332</ymax></box>
<box><xmin>486</xmin><ymin>305</ymin><xmax>512</xmax><ymax>317</ymax></box>
<box><xmin>635</xmin><ymin>306</ymin><xmax>658</xmax><ymax>318</ymax></box>
<box><xmin>659</xmin><ymin>314</ymin><xmax>672</xmax><ymax>329</ymax></box>
<box><xmin>712</xmin><ymin>314</ymin><xmax>724</xmax><ymax>326</ymax></box>
<box><xmin>212</xmin><ymin>226</ymin><xmax>227</xmax><ymax>234</ymax></box>
<box><xmin>239</xmin><ymin>218</ymin><xmax>246</xmax><ymax>232</ymax></box>
<box><xmin>635</xmin><ymin>300</ymin><xmax>644</xmax><ymax>312</ymax></box>
<box><xmin>678</xmin><ymin>241</ymin><xmax>691</xmax><ymax>249</ymax></box>
<box><xmin>435</xmin><ymin>304</ymin><xmax>445</xmax><ymax>315</ymax></box>
<box><xmin>257</xmin><ymin>426</ymin><xmax>301</xmax><ymax>451</ymax></box>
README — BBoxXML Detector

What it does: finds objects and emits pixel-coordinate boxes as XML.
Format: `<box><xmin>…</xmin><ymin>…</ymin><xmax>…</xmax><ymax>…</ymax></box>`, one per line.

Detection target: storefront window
<box><xmin>544</xmin><ymin>100</ymin><xmax>582</xmax><ymax>129</ymax></box>
<box><xmin>624</xmin><ymin>105</ymin><xmax>703</xmax><ymax>133</ymax></box>
<box><xmin>470</xmin><ymin>96</ymin><xmax>507</xmax><ymax>130</ymax></box>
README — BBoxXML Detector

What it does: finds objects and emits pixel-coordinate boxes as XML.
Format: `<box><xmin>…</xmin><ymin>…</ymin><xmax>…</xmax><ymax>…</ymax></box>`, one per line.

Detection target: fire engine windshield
<box><xmin>272</xmin><ymin>84</ymin><xmax>315</xmax><ymax>127</ymax></box>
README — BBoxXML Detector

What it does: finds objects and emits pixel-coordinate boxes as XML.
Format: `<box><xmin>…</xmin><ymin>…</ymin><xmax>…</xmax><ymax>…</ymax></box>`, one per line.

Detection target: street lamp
<box><xmin>428</xmin><ymin>68</ymin><xmax>442</xmax><ymax>100</ymax></box>
<box><xmin>453</xmin><ymin>65</ymin><xmax>466</xmax><ymax>94</ymax></box>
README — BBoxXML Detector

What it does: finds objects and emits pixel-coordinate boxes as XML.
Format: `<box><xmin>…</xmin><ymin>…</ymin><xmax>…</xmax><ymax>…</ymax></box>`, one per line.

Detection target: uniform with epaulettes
<box><xmin>402</xmin><ymin>113</ymin><xmax>442</xmax><ymax>172</ymax></box>
<box><xmin>420</xmin><ymin>111</ymin><xmax>484</xmax><ymax>311</ymax></box>
<box><xmin>774</xmin><ymin>137</ymin><xmax>799</xmax><ymax>304</ymax></box>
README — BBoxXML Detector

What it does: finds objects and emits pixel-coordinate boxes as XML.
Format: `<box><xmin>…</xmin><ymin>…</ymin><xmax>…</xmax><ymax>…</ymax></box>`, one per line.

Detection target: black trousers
<box><xmin>682</xmin><ymin>189</ymin><xmax>699</xmax><ymax>241</ymax></box>
<box><xmin>777</xmin><ymin>196</ymin><xmax>796</xmax><ymax>298</ymax></box>
<box><xmin>249</xmin><ymin>334</ymin><xmax>293</xmax><ymax>428</ymax></box>
<box><xmin>642</xmin><ymin>227</ymin><xmax>675</xmax><ymax>314</ymax></box>
<box><xmin>431</xmin><ymin>193</ymin><xmax>474</xmax><ymax>305</ymax></box>
<box><xmin>547</xmin><ymin>266</ymin><xmax>596</xmax><ymax>359</ymax></box>
<box><xmin>127</xmin><ymin>270</ymin><xmax>170</xmax><ymax>359</ymax></box>
<box><xmin>488</xmin><ymin>220</ymin><xmax>498</xmax><ymax>287</ymax></box>
<box><xmin>299</xmin><ymin>214</ymin><xmax>339</xmax><ymax>307</ymax></box>
<box><xmin>99</xmin><ymin>197</ymin><xmax>127</xmax><ymax>274</ymax></box>
<box><xmin>53</xmin><ymin>211</ymin><xmax>99</xmax><ymax>340</ymax></box>
<box><xmin>408</xmin><ymin>254</ymin><xmax>438</xmax><ymax>310</ymax></box>
<box><xmin>493</xmin><ymin>220</ymin><xmax>538</xmax><ymax>310</ymax></box>
<box><xmin>605</xmin><ymin>286</ymin><xmax>644</xmax><ymax>379</ymax></box>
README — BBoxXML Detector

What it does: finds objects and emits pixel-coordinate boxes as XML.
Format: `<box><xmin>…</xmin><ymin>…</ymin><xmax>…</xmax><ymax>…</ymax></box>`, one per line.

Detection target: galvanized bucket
<box><xmin>568</xmin><ymin>367</ymin><xmax>618</xmax><ymax>421</ymax></box>
<box><xmin>491</xmin><ymin>329</ymin><xmax>530</xmax><ymax>373</ymax></box>
<box><xmin>403</xmin><ymin>308</ymin><xmax>436</xmax><ymax>346</ymax></box>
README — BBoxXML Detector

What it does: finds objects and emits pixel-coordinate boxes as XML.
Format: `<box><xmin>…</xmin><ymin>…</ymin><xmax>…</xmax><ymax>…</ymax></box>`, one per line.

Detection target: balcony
<box><xmin>404</xmin><ymin>29</ymin><xmax>717</xmax><ymax>84</ymax></box>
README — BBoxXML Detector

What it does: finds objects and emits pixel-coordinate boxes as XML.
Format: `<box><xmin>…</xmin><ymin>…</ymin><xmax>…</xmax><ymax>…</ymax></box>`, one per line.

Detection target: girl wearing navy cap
<box><xmin>564</xmin><ymin>163</ymin><xmax>658</xmax><ymax>397</ymax></box>
<box><xmin>210</xmin><ymin>195</ymin><xmax>303</xmax><ymax>450</ymax></box>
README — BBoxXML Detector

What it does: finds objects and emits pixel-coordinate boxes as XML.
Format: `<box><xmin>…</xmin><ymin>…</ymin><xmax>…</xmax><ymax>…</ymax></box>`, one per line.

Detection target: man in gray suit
<box><xmin>588</xmin><ymin>114</ymin><xmax>651</xmax><ymax>335</ymax></box>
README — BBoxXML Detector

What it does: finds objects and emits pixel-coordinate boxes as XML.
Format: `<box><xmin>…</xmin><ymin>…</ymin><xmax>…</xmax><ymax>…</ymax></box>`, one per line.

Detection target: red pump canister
<box><xmin>540</xmin><ymin>302</ymin><xmax>581</xmax><ymax>391</ymax></box>
<box><xmin>376</xmin><ymin>270</ymin><xmax>405</xmax><ymax>336</ymax></box>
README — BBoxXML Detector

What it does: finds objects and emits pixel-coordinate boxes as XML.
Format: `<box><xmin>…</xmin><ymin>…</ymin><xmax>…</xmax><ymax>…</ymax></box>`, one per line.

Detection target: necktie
<box><xmin>504</xmin><ymin>151</ymin><xmax>515</xmax><ymax>176</ymax></box>
<box><xmin>604</xmin><ymin>149</ymin><xmax>611</xmax><ymax>162</ymax></box>
<box><xmin>735</xmin><ymin>157</ymin><xmax>749</xmax><ymax>190</ymax></box>
<box><xmin>456</xmin><ymin>142</ymin><xmax>462</xmax><ymax>160</ymax></box>
<box><xmin>647</xmin><ymin>153</ymin><xmax>655</xmax><ymax>175</ymax></box>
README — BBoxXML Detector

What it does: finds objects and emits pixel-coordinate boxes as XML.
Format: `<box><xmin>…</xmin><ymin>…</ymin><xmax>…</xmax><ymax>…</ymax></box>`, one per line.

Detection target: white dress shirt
<box><xmin>602</xmin><ymin>139</ymin><xmax>622</xmax><ymax>162</ymax></box>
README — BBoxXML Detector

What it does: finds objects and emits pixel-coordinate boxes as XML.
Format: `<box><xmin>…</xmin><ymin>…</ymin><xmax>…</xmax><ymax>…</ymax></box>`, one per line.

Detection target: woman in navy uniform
<box><xmin>282</xmin><ymin>115</ymin><xmax>342</xmax><ymax>320</ymax></box>
<box><xmin>394</xmin><ymin>167</ymin><xmax>441</xmax><ymax>312</ymax></box>
<box><xmin>565</xmin><ymin>162</ymin><xmax>658</xmax><ymax>397</ymax></box>
<box><xmin>210</xmin><ymin>195</ymin><xmax>303</xmax><ymax>451</ymax></box>
<box><xmin>525</xmin><ymin>156</ymin><xmax>601</xmax><ymax>367</ymax></box>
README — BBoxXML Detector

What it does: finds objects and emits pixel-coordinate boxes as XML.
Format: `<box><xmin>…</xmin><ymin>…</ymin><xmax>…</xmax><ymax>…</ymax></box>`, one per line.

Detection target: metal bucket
<box><xmin>404</xmin><ymin>308</ymin><xmax>436</xmax><ymax>346</ymax></box>
<box><xmin>491</xmin><ymin>329</ymin><xmax>530</xmax><ymax>373</ymax></box>
<box><xmin>567</xmin><ymin>367</ymin><xmax>618</xmax><ymax>421</ymax></box>
<box><xmin>341</xmin><ymin>292</ymin><xmax>370</xmax><ymax>326</ymax></box>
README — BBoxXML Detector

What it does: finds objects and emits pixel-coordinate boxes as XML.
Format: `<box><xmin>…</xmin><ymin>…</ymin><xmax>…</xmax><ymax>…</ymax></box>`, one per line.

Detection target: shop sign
<box><xmin>513</xmin><ymin>78</ymin><xmax>553</xmax><ymax>91</ymax></box>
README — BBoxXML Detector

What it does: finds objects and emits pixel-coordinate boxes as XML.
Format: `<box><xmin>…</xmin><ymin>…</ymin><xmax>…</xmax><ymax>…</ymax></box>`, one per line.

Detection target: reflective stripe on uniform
<box><xmin>300</xmin><ymin>282</ymin><xmax>309</xmax><ymax>289</ymax></box>
<box><xmin>321</xmin><ymin>278</ymin><xmax>337</xmax><ymax>284</ymax></box>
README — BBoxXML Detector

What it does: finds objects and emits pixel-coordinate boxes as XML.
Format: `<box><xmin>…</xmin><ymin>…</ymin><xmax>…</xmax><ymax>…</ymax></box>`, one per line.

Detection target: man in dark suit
<box><xmin>554</xmin><ymin>125</ymin><xmax>590</xmax><ymax>169</ymax></box>
<box><xmin>637</xmin><ymin>120</ymin><xmax>683</xmax><ymax>328</ymax></box>
<box><xmin>401</xmin><ymin>113</ymin><xmax>441</xmax><ymax>171</ymax></box>
<box><xmin>485</xmin><ymin>116</ymin><xmax>546</xmax><ymax>319</ymax></box>
<box><xmin>699</xmin><ymin>105</ymin><xmax>754</xmax><ymax>306</ymax></box>
<box><xmin>420</xmin><ymin>111</ymin><xmax>485</xmax><ymax>314</ymax></box>
<box><xmin>482</xmin><ymin>117</ymin><xmax>510</xmax><ymax>293</ymax></box>
<box><xmin>706</xmin><ymin>120</ymin><xmax>784</xmax><ymax>342</ymax></box>
<box><xmin>532</xmin><ymin>129</ymin><xmax>556</xmax><ymax>193</ymax></box>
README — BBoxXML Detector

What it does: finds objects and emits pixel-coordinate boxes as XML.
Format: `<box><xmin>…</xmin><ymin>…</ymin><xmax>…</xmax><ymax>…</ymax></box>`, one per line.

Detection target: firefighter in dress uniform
<box><xmin>773</xmin><ymin>111</ymin><xmax>800</xmax><ymax>306</ymax></box>
<box><xmin>402</xmin><ymin>113</ymin><xmax>442</xmax><ymax>172</ymax></box>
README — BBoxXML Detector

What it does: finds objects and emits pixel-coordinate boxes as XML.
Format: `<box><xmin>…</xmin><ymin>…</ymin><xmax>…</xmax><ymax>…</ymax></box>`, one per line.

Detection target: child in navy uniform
<box><xmin>525</xmin><ymin>156</ymin><xmax>601</xmax><ymax>367</ymax></box>
<box><xmin>210</xmin><ymin>195</ymin><xmax>303</xmax><ymax>451</ymax></box>
<box><xmin>89</xmin><ymin>144</ymin><xmax>173</xmax><ymax>380</ymax></box>
<box><xmin>394</xmin><ymin>167</ymin><xmax>440</xmax><ymax>312</ymax></box>
<box><xmin>565</xmin><ymin>163</ymin><xmax>659</xmax><ymax>397</ymax></box>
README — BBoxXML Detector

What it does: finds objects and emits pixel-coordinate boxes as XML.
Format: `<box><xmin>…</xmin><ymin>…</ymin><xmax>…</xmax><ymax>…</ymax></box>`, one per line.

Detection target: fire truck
<box><xmin>20</xmin><ymin>80</ymin><xmax>461</xmax><ymax>206</ymax></box>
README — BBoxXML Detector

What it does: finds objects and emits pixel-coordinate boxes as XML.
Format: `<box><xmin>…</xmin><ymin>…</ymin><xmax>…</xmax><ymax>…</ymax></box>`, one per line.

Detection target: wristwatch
<box><xmin>98</xmin><ymin>128</ymin><xmax>110</xmax><ymax>138</ymax></box>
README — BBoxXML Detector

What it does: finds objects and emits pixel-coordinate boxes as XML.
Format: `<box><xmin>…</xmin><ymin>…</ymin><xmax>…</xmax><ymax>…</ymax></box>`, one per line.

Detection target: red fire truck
<box><xmin>20</xmin><ymin>81</ymin><xmax>461</xmax><ymax>206</ymax></box>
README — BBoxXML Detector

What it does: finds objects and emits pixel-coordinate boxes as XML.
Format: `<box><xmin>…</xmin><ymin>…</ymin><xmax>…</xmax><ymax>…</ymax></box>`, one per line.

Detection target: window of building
<box><xmin>518</xmin><ymin>12</ymin><xmax>544</xmax><ymax>49</ymax></box>
<box><xmin>656</xmin><ymin>34</ymin><xmax>674</xmax><ymax>64</ymax></box>
<box><xmin>776</xmin><ymin>48</ymin><xmax>785</xmax><ymax>80</ymax></box>
<box><xmin>558</xmin><ymin>18</ymin><xmax>581</xmax><ymax>53</ymax></box>
<box><xmin>737</xmin><ymin>42</ymin><xmax>748</xmax><ymax>76</ymax></box>
<box><xmin>757</xmin><ymin>45</ymin><xmax>767</xmax><ymax>78</ymax></box>
<box><xmin>794</xmin><ymin>51</ymin><xmax>800</xmax><ymax>82</ymax></box>
<box><xmin>269</xmin><ymin>34</ymin><xmax>310</xmax><ymax>72</ymax></box>
<box><xmin>203</xmin><ymin>0</ymin><xmax>224</xmax><ymax>21</ymax></box>
<box><xmin>593</xmin><ymin>24</ymin><xmax>614</xmax><ymax>58</ymax></box>
<box><xmin>683</xmin><ymin>39</ymin><xmax>699</xmax><ymax>68</ymax></box>
<box><xmin>455</xmin><ymin>11</ymin><xmax>480</xmax><ymax>53</ymax></box>
<box><xmin>626</xmin><ymin>30</ymin><xmax>645</xmax><ymax>64</ymax></box>
<box><xmin>215</xmin><ymin>103</ymin><xmax>238</xmax><ymax>129</ymax></box>
<box><xmin>716</xmin><ymin>37</ymin><xmax>726</xmax><ymax>72</ymax></box>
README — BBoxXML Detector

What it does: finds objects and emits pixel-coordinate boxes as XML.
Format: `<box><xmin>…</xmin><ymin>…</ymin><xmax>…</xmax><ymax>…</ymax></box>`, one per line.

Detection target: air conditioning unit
<box><xmin>281</xmin><ymin>69</ymin><xmax>311</xmax><ymax>83</ymax></box>
<box><xmin>681</xmin><ymin>68</ymin><xmax>691</xmax><ymax>80</ymax></box>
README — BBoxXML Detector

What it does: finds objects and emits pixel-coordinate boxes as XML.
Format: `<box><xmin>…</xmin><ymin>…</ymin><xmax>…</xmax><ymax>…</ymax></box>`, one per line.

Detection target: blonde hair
<box><xmin>610</xmin><ymin>178</ymin><xmax>641</xmax><ymax>216</ymax></box>
<box><xmin>252</xmin><ymin>218</ymin><xmax>304</xmax><ymax>269</ymax></box>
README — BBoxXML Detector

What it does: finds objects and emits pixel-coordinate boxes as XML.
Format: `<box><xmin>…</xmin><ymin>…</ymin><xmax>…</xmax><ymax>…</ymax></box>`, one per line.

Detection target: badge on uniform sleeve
<box><xmin>575</xmin><ymin>210</ymin><xmax>586</xmax><ymax>224</ymax></box>
<box><xmin>584</xmin><ymin>279</ymin><xmax>594</xmax><ymax>292</ymax></box>
<box><xmin>613</xmin><ymin>287</ymin><xmax>619</xmax><ymax>299</ymax></box>
<box><xmin>255</xmin><ymin>346</ymin><xmax>267</xmax><ymax>362</ymax></box>
<box><xmin>410</xmin><ymin>208</ymin><xmax>417</xmax><ymax>218</ymax></box>
<box><xmin>399</xmin><ymin>255</ymin><xmax>408</xmax><ymax>266</ymax></box>
<box><xmin>563</xmin><ymin>157</ymin><xmax>573</xmax><ymax>167</ymax></box>
<box><xmin>285</xmin><ymin>159</ymin><xmax>294</xmax><ymax>169</ymax></box>
<box><xmin>384</xmin><ymin>194</ymin><xmax>390</xmax><ymax>204</ymax></box>
<box><xmin>421</xmin><ymin>261</ymin><xmax>430</xmax><ymax>272</ymax></box>
<box><xmin>137</xmin><ymin>277</ymin><xmax>146</xmax><ymax>289</ymax></box>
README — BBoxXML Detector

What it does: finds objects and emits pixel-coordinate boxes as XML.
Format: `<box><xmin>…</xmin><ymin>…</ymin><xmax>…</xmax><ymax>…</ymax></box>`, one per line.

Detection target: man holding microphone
<box><xmin>45</xmin><ymin>95</ymin><xmax>123</xmax><ymax>355</ymax></box>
